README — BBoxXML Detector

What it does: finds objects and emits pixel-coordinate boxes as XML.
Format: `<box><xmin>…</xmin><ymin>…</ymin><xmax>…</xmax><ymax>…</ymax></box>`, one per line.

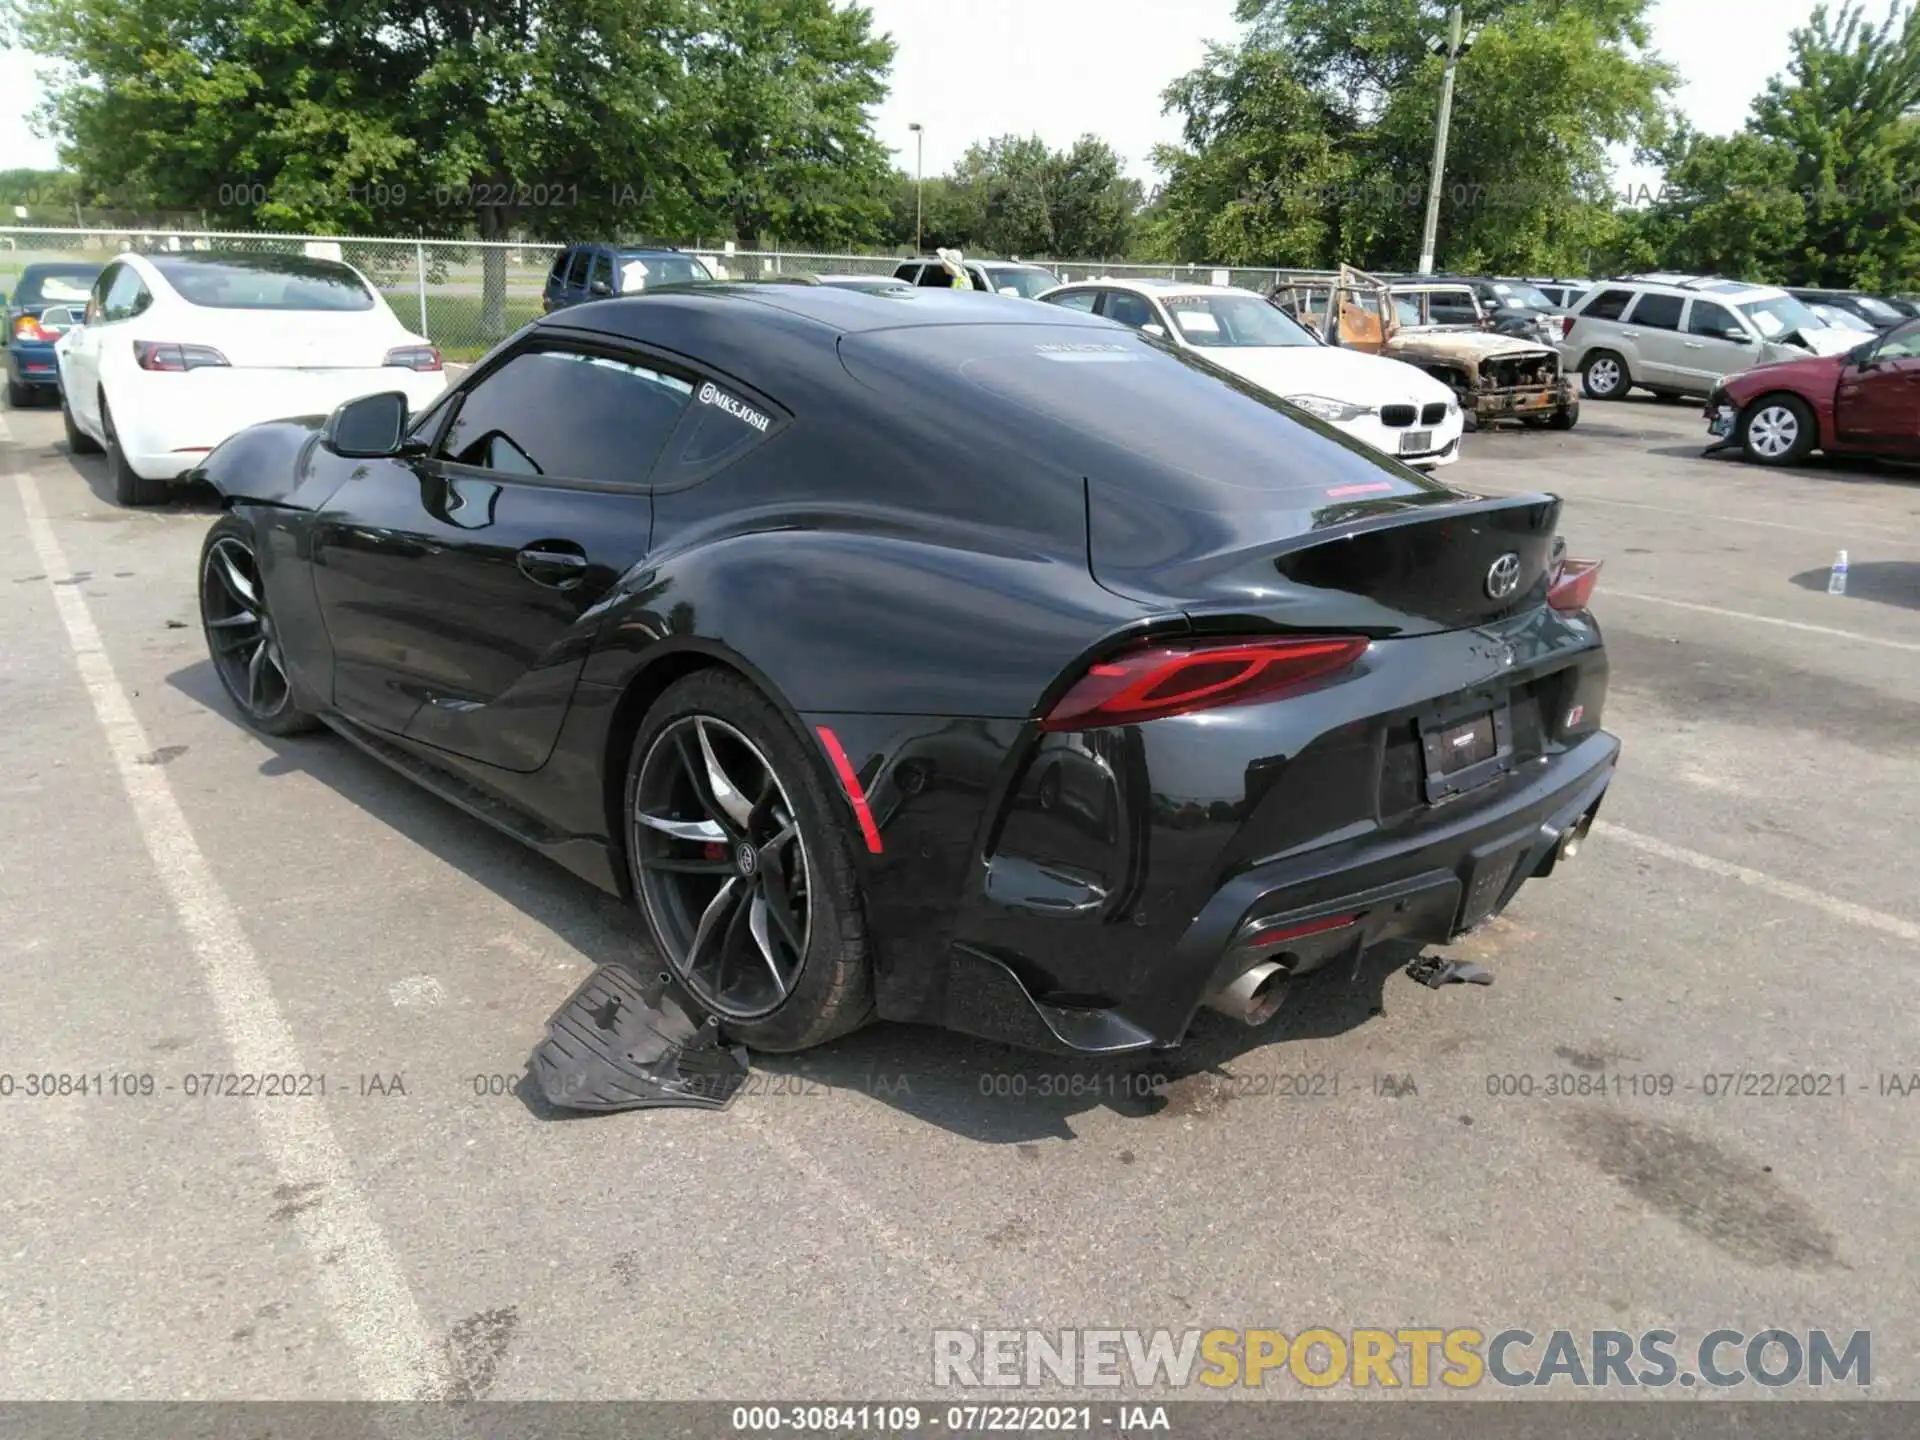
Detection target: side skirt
<box><xmin>318</xmin><ymin>711</ymin><xmax>625</xmax><ymax>896</ymax></box>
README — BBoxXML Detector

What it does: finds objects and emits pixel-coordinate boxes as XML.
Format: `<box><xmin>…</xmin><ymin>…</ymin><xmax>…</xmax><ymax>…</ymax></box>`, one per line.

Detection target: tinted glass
<box><xmin>1492</xmin><ymin>281</ymin><xmax>1555</xmax><ymax>309</ymax></box>
<box><xmin>983</xmin><ymin>268</ymin><xmax>1060</xmax><ymax>298</ymax></box>
<box><xmin>1854</xmin><ymin>295</ymin><xmax>1903</xmax><ymax>322</ymax></box>
<box><xmin>547</xmin><ymin>252</ymin><xmax>568</xmax><ymax>283</ymax></box>
<box><xmin>152</xmin><ymin>254</ymin><xmax>374</xmax><ymax>310</ymax></box>
<box><xmin>589</xmin><ymin>254</ymin><xmax>612</xmax><ymax>292</ymax></box>
<box><xmin>101</xmin><ymin>266</ymin><xmax>151</xmax><ymax>322</ymax></box>
<box><xmin>440</xmin><ymin>349</ymin><xmax>693</xmax><ymax>485</ymax></box>
<box><xmin>1874</xmin><ymin>321</ymin><xmax>1920</xmax><ymax>360</ymax></box>
<box><xmin>1582</xmin><ymin>288</ymin><xmax>1635</xmax><ymax>320</ymax></box>
<box><xmin>565</xmin><ymin>250</ymin><xmax>592</xmax><ymax>286</ymax></box>
<box><xmin>1426</xmin><ymin>291</ymin><xmax>1479</xmax><ymax>323</ymax></box>
<box><xmin>1628</xmin><ymin>293</ymin><xmax>1684</xmax><ymax>330</ymax></box>
<box><xmin>1101</xmin><ymin>292</ymin><xmax>1157</xmax><ymax>329</ymax></box>
<box><xmin>14</xmin><ymin>265</ymin><xmax>102</xmax><ymax>308</ymax></box>
<box><xmin>1686</xmin><ymin>300</ymin><xmax>1740</xmax><ymax>337</ymax></box>
<box><xmin>1162</xmin><ymin>292</ymin><xmax>1317</xmax><ymax>348</ymax></box>
<box><xmin>614</xmin><ymin>253</ymin><xmax>712</xmax><ymax>290</ymax></box>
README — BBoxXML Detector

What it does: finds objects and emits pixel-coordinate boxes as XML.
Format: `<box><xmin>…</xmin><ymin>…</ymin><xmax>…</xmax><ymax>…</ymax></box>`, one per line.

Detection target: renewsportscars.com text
<box><xmin>932</xmin><ymin>1328</ymin><xmax>1871</xmax><ymax>1390</ymax></box>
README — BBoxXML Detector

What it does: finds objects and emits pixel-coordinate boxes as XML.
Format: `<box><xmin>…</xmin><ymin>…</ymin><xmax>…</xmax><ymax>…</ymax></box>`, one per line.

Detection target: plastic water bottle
<box><xmin>1828</xmin><ymin>549</ymin><xmax>1848</xmax><ymax>596</ymax></box>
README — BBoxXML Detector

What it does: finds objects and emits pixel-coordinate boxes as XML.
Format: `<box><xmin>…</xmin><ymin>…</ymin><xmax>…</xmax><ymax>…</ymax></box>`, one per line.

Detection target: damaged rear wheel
<box><xmin>625</xmin><ymin>671</ymin><xmax>872</xmax><ymax>1052</ymax></box>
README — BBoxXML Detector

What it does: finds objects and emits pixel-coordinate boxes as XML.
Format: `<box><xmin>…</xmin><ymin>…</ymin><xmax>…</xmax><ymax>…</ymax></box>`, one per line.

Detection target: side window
<box><xmin>1686</xmin><ymin>300</ymin><xmax>1741</xmax><ymax>338</ymax></box>
<box><xmin>968</xmin><ymin>268</ymin><xmax>992</xmax><ymax>291</ymax></box>
<box><xmin>546</xmin><ymin>252</ymin><xmax>569</xmax><ymax>285</ymax></box>
<box><xmin>893</xmin><ymin>262</ymin><xmax>921</xmax><ymax>283</ymax></box>
<box><xmin>652</xmin><ymin>374</ymin><xmax>788</xmax><ymax>489</ymax></box>
<box><xmin>85</xmin><ymin>263</ymin><xmax>119</xmax><ymax>324</ymax></box>
<box><xmin>1627</xmin><ymin>292</ymin><xmax>1683</xmax><ymax>330</ymax></box>
<box><xmin>101</xmin><ymin>266</ymin><xmax>150</xmax><ymax>322</ymax></box>
<box><xmin>1047</xmin><ymin>290</ymin><xmax>1099</xmax><ymax>313</ymax></box>
<box><xmin>565</xmin><ymin>249</ymin><xmax>591</xmax><ymax>287</ymax></box>
<box><xmin>589</xmin><ymin>254</ymin><xmax>612</xmax><ymax>295</ymax></box>
<box><xmin>917</xmin><ymin>265</ymin><xmax>953</xmax><ymax>289</ymax></box>
<box><xmin>1101</xmin><ymin>291</ymin><xmax>1156</xmax><ymax>329</ymax></box>
<box><xmin>439</xmin><ymin>348</ymin><xmax>694</xmax><ymax>486</ymax></box>
<box><xmin>1582</xmin><ymin>288</ymin><xmax>1635</xmax><ymax>321</ymax></box>
<box><xmin>1873</xmin><ymin>324</ymin><xmax>1920</xmax><ymax>361</ymax></box>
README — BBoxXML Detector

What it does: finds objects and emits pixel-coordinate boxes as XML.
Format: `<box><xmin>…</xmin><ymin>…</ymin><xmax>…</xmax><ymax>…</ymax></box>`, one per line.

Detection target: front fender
<box><xmin>189</xmin><ymin>417</ymin><xmax>333</xmax><ymax>508</ymax></box>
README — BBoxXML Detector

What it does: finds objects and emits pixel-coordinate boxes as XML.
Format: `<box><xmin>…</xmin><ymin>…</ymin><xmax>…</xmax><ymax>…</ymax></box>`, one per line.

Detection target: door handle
<box><xmin>1684</xmin><ymin>342</ymin><xmax>1705</xmax><ymax>349</ymax></box>
<box><xmin>1619</xmin><ymin>330</ymin><xmax>1640</xmax><ymax>338</ymax></box>
<box><xmin>516</xmin><ymin>543</ymin><xmax>589</xmax><ymax>588</ymax></box>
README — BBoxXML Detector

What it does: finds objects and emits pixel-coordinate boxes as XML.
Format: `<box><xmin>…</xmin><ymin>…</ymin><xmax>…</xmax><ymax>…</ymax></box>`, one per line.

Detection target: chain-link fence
<box><xmin>0</xmin><ymin>227</ymin><xmax>1339</xmax><ymax>360</ymax></box>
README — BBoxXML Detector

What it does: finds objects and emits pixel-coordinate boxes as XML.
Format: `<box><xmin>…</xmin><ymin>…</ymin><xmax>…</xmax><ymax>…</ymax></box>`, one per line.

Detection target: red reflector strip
<box><xmin>1247</xmin><ymin>913</ymin><xmax>1359</xmax><ymax>949</ymax></box>
<box><xmin>1325</xmin><ymin>481</ymin><xmax>1397</xmax><ymax>498</ymax></box>
<box><xmin>814</xmin><ymin>725</ymin><xmax>883</xmax><ymax>854</ymax></box>
<box><xmin>1548</xmin><ymin>557</ymin><xmax>1602</xmax><ymax>612</ymax></box>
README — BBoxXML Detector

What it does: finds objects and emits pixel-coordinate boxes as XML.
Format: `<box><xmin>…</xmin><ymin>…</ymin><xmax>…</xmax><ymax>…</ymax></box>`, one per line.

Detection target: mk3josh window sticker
<box><xmin>698</xmin><ymin>380</ymin><xmax>773</xmax><ymax>431</ymax></box>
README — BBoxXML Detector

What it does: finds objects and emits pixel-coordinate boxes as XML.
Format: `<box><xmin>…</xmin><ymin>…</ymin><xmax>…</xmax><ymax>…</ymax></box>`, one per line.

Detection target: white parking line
<box><xmin>1597</xmin><ymin>821</ymin><xmax>1920</xmax><ymax>945</ymax></box>
<box><xmin>1606</xmin><ymin>590</ymin><xmax>1920</xmax><ymax>653</ymax></box>
<box><xmin>11</xmin><ymin>469</ymin><xmax>449</xmax><ymax>1401</ymax></box>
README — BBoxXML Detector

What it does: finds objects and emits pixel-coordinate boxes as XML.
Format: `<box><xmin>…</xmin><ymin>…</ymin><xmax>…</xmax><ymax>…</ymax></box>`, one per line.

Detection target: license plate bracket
<box><xmin>1418</xmin><ymin>697</ymin><xmax>1515</xmax><ymax>804</ymax></box>
<box><xmin>1399</xmin><ymin>429</ymin><xmax>1433</xmax><ymax>454</ymax></box>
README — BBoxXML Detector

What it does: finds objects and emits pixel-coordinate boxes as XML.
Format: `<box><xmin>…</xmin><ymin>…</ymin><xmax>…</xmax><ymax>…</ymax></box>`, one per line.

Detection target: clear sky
<box><xmin>0</xmin><ymin>0</ymin><xmax>1893</xmax><ymax>195</ymax></box>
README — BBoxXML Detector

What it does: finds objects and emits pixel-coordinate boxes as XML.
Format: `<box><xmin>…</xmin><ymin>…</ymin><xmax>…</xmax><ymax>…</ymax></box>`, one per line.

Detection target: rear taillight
<box><xmin>13</xmin><ymin>314</ymin><xmax>50</xmax><ymax>341</ymax></box>
<box><xmin>1549</xmin><ymin>557</ymin><xmax>1602</xmax><ymax>612</ymax></box>
<box><xmin>134</xmin><ymin>340</ymin><xmax>229</xmax><ymax>371</ymax></box>
<box><xmin>1040</xmin><ymin>635</ymin><xmax>1368</xmax><ymax>731</ymax></box>
<box><xmin>1559</xmin><ymin>315</ymin><xmax>1576</xmax><ymax>340</ymax></box>
<box><xmin>384</xmin><ymin>345</ymin><xmax>442</xmax><ymax>371</ymax></box>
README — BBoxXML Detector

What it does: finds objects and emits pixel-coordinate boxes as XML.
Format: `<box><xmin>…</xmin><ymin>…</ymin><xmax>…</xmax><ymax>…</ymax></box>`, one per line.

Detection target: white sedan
<box><xmin>55</xmin><ymin>251</ymin><xmax>449</xmax><ymax>505</ymax></box>
<box><xmin>1035</xmin><ymin>278</ymin><xmax>1465</xmax><ymax>467</ymax></box>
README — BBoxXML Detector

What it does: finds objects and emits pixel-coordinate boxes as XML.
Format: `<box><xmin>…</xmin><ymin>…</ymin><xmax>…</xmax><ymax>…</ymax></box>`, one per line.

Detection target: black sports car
<box><xmin>192</xmin><ymin>284</ymin><xmax>1618</xmax><ymax>1056</ymax></box>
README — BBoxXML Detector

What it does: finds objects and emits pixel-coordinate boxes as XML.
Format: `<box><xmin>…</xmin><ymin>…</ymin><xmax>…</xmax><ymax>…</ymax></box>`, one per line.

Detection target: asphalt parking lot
<box><xmin>1</xmin><ymin>389</ymin><xmax>1916</xmax><ymax>1403</ymax></box>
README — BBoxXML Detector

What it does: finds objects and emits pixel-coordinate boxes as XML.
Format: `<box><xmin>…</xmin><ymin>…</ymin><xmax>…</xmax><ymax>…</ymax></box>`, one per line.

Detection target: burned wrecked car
<box><xmin>1271</xmin><ymin>266</ymin><xmax>1579</xmax><ymax>431</ymax></box>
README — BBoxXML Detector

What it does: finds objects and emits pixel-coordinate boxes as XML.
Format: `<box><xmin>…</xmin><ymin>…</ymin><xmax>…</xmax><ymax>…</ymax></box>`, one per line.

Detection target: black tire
<box><xmin>1546</xmin><ymin>401</ymin><xmax>1579</xmax><ymax>431</ymax></box>
<box><xmin>102</xmin><ymin>395</ymin><xmax>168</xmax><ymax>506</ymax></box>
<box><xmin>625</xmin><ymin>670</ymin><xmax>872</xmax><ymax>1052</ymax></box>
<box><xmin>1581</xmin><ymin>351</ymin><xmax>1630</xmax><ymax>400</ymax></box>
<box><xmin>6</xmin><ymin>376</ymin><xmax>29</xmax><ymax>408</ymax></box>
<box><xmin>62</xmin><ymin>391</ymin><xmax>102</xmax><ymax>453</ymax></box>
<box><xmin>1739</xmin><ymin>394</ymin><xmax>1816</xmax><ymax>466</ymax></box>
<box><xmin>198</xmin><ymin>514</ymin><xmax>322</xmax><ymax>736</ymax></box>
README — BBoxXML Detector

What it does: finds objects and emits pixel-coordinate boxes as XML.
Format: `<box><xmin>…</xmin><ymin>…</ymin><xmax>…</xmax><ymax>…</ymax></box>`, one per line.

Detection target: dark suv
<box><xmin>891</xmin><ymin>257</ymin><xmax>1060</xmax><ymax>298</ymax></box>
<box><xmin>1784</xmin><ymin>288</ymin><xmax>1909</xmax><ymax>333</ymax></box>
<box><xmin>542</xmin><ymin>244</ymin><xmax>714</xmax><ymax>312</ymax></box>
<box><xmin>1431</xmin><ymin>275</ymin><xmax>1564</xmax><ymax>343</ymax></box>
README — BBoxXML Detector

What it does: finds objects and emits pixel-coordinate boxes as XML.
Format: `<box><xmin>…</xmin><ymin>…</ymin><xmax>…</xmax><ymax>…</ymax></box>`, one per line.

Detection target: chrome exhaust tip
<box><xmin>1204</xmin><ymin>960</ymin><xmax>1292</xmax><ymax>1027</ymax></box>
<box><xmin>1557</xmin><ymin>810</ymin><xmax>1596</xmax><ymax>863</ymax></box>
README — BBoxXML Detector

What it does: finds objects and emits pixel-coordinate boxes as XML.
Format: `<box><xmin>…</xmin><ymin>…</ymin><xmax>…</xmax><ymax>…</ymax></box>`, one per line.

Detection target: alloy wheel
<box><xmin>631</xmin><ymin>715</ymin><xmax>813</xmax><ymax>1021</ymax></box>
<box><xmin>1587</xmin><ymin>358</ymin><xmax>1621</xmax><ymax>395</ymax></box>
<box><xmin>1748</xmin><ymin>405</ymin><xmax>1799</xmax><ymax>459</ymax></box>
<box><xmin>202</xmin><ymin>536</ymin><xmax>293</xmax><ymax>719</ymax></box>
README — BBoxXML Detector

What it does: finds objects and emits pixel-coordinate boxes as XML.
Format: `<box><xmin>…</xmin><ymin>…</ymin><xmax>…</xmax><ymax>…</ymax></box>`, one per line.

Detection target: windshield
<box><xmin>1163</xmin><ymin>293</ymin><xmax>1319</xmax><ymax>348</ymax></box>
<box><xmin>1739</xmin><ymin>295</ymin><xmax>1824</xmax><ymax>340</ymax></box>
<box><xmin>615</xmin><ymin>254</ymin><xmax>713</xmax><ymax>292</ymax></box>
<box><xmin>14</xmin><ymin>266</ymin><xmax>101</xmax><ymax>307</ymax></box>
<box><xmin>984</xmin><ymin>268</ymin><xmax>1060</xmax><ymax>299</ymax></box>
<box><xmin>1492</xmin><ymin>281</ymin><xmax>1555</xmax><ymax>310</ymax></box>
<box><xmin>1853</xmin><ymin>295</ymin><xmax>1904</xmax><ymax>323</ymax></box>
<box><xmin>153</xmin><ymin>254</ymin><xmax>376</xmax><ymax>310</ymax></box>
<box><xmin>1815</xmin><ymin>306</ymin><xmax>1873</xmax><ymax>332</ymax></box>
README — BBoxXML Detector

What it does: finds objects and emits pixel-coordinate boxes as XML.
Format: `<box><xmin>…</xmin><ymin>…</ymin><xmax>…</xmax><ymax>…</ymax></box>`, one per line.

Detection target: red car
<box><xmin>1705</xmin><ymin>316</ymin><xmax>1920</xmax><ymax>465</ymax></box>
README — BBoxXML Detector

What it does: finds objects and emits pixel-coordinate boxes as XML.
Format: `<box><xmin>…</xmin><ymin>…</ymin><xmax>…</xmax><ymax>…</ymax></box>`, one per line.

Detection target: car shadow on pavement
<box><xmin>1790</xmin><ymin>560</ymin><xmax>1920</xmax><ymax>611</ymax></box>
<box><xmin>169</xmin><ymin>654</ymin><xmax>1416</xmax><ymax>1142</ymax></box>
<box><xmin>750</xmin><ymin>943</ymin><xmax>1418</xmax><ymax>1145</ymax></box>
<box><xmin>55</xmin><ymin>448</ymin><xmax>224</xmax><ymax>513</ymax></box>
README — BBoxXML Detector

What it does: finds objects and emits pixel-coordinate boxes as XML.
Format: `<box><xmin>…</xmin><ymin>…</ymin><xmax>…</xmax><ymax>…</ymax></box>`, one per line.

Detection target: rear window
<box><xmin>14</xmin><ymin>266</ymin><xmax>101</xmax><ymax>307</ymax></box>
<box><xmin>837</xmin><ymin>322</ymin><xmax>1456</xmax><ymax>523</ymax></box>
<box><xmin>151</xmin><ymin>255</ymin><xmax>375</xmax><ymax>310</ymax></box>
<box><xmin>1581</xmin><ymin>288</ymin><xmax>1635</xmax><ymax>321</ymax></box>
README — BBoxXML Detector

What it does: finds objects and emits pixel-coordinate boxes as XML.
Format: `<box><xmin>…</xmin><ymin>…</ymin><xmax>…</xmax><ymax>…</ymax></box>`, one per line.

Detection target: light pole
<box><xmin>908</xmin><ymin>122</ymin><xmax>924</xmax><ymax>253</ymax></box>
<box><xmin>1416</xmin><ymin>3</ymin><xmax>1468</xmax><ymax>275</ymax></box>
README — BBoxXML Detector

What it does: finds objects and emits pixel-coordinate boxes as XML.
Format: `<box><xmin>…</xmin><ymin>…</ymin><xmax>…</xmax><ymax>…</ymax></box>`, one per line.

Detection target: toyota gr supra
<box><xmin>190</xmin><ymin>283</ymin><xmax>1618</xmax><ymax>1056</ymax></box>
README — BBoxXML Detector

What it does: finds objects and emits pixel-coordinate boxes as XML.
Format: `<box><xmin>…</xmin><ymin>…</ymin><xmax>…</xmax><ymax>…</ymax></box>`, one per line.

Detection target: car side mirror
<box><xmin>1142</xmin><ymin>322</ymin><xmax>1167</xmax><ymax>338</ymax></box>
<box><xmin>325</xmin><ymin>391</ymin><xmax>410</xmax><ymax>458</ymax></box>
<box><xmin>588</xmin><ymin>279</ymin><xmax>612</xmax><ymax>297</ymax></box>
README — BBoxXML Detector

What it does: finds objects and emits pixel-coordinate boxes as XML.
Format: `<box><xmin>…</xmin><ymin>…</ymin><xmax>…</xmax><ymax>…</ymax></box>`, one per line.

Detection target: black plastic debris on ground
<box><xmin>530</xmin><ymin>963</ymin><xmax>749</xmax><ymax>1112</ymax></box>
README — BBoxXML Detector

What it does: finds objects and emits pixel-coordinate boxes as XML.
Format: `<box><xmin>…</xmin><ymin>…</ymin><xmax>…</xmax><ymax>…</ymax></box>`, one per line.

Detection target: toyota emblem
<box><xmin>1485</xmin><ymin>552</ymin><xmax>1522</xmax><ymax>601</ymax></box>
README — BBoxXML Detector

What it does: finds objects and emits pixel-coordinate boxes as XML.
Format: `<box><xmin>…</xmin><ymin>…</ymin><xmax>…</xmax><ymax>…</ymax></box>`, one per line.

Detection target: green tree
<box><xmin>952</xmin><ymin>134</ymin><xmax>1056</xmax><ymax>254</ymax></box>
<box><xmin>1045</xmin><ymin>136</ymin><xmax>1143</xmax><ymax>259</ymax></box>
<box><xmin>5</xmin><ymin>0</ymin><xmax>896</xmax><ymax>330</ymax></box>
<box><xmin>1153</xmin><ymin>0</ymin><xmax>1672</xmax><ymax>272</ymax></box>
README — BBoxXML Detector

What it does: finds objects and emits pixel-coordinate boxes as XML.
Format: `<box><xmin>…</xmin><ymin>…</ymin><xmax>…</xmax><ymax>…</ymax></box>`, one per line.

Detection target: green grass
<box><xmin>383</xmin><ymin>291</ymin><xmax>544</xmax><ymax>361</ymax></box>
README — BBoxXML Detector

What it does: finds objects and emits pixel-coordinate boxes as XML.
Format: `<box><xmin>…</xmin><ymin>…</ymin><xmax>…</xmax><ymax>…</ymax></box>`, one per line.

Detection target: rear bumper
<box><xmin>7</xmin><ymin>342</ymin><xmax>60</xmax><ymax>386</ymax></box>
<box><xmin>934</xmin><ymin>731</ymin><xmax>1618</xmax><ymax>1055</ymax></box>
<box><xmin>112</xmin><ymin>368</ymin><xmax>448</xmax><ymax>479</ymax></box>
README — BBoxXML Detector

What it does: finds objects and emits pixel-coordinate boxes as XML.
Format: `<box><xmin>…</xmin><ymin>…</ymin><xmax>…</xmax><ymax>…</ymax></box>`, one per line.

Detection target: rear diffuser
<box><xmin>529</xmin><ymin>963</ymin><xmax>749</xmax><ymax>1112</ymax></box>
